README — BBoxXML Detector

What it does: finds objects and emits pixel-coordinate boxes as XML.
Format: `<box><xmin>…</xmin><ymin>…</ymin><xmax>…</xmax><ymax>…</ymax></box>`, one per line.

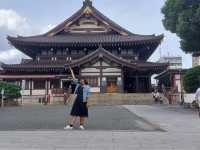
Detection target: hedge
<box><xmin>0</xmin><ymin>81</ymin><xmax>21</xmax><ymax>100</ymax></box>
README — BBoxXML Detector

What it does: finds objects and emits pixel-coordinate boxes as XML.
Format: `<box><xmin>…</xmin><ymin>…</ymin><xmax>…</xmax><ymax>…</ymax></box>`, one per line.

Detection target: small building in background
<box><xmin>155</xmin><ymin>69</ymin><xmax>188</xmax><ymax>104</ymax></box>
<box><xmin>156</xmin><ymin>56</ymin><xmax>184</xmax><ymax>92</ymax></box>
<box><xmin>155</xmin><ymin>69</ymin><xmax>187</xmax><ymax>92</ymax></box>
<box><xmin>155</xmin><ymin>56</ymin><xmax>189</xmax><ymax>104</ymax></box>
<box><xmin>192</xmin><ymin>56</ymin><xmax>200</xmax><ymax>67</ymax></box>
<box><xmin>157</xmin><ymin>56</ymin><xmax>182</xmax><ymax>69</ymax></box>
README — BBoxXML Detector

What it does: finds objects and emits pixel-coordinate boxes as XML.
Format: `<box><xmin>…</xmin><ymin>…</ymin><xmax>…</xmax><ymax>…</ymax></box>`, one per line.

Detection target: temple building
<box><xmin>0</xmin><ymin>0</ymin><xmax>167</xmax><ymax>96</ymax></box>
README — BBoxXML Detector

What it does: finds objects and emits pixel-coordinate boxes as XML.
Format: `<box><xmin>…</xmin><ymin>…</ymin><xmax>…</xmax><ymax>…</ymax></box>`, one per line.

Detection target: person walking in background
<box><xmin>64</xmin><ymin>78</ymin><xmax>91</xmax><ymax>130</ymax></box>
<box><xmin>195</xmin><ymin>87</ymin><xmax>200</xmax><ymax>118</ymax></box>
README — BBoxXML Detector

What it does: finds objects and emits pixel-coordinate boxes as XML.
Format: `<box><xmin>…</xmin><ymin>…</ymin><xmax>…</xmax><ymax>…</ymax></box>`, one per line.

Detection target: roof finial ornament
<box><xmin>83</xmin><ymin>0</ymin><xmax>92</xmax><ymax>6</ymax></box>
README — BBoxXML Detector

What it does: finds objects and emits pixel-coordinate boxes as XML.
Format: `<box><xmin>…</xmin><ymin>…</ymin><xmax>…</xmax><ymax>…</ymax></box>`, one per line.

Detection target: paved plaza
<box><xmin>0</xmin><ymin>105</ymin><xmax>200</xmax><ymax>150</ymax></box>
<box><xmin>0</xmin><ymin>105</ymin><xmax>162</xmax><ymax>131</ymax></box>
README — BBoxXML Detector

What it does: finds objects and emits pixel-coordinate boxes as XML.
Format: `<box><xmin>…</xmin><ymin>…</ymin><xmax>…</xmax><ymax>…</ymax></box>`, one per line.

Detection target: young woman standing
<box><xmin>64</xmin><ymin>79</ymin><xmax>91</xmax><ymax>130</ymax></box>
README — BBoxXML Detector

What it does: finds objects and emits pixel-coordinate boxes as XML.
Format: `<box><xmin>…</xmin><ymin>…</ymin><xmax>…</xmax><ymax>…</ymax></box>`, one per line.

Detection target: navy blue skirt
<box><xmin>70</xmin><ymin>86</ymin><xmax>88</xmax><ymax>117</ymax></box>
<box><xmin>70</xmin><ymin>99</ymin><xmax>88</xmax><ymax>117</ymax></box>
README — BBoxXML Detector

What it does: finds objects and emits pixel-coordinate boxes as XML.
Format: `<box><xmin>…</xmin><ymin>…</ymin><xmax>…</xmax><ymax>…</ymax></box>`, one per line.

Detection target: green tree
<box><xmin>183</xmin><ymin>66</ymin><xmax>200</xmax><ymax>93</ymax></box>
<box><xmin>162</xmin><ymin>0</ymin><xmax>200</xmax><ymax>55</ymax></box>
<box><xmin>0</xmin><ymin>81</ymin><xmax>21</xmax><ymax>100</ymax></box>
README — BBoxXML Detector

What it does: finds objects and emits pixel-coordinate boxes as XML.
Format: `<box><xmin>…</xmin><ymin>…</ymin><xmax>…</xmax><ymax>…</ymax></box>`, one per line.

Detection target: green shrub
<box><xmin>183</xmin><ymin>66</ymin><xmax>200</xmax><ymax>93</ymax></box>
<box><xmin>0</xmin><ymin>81</ymin><xmax>21</xmax><ymax>100</ymax></box>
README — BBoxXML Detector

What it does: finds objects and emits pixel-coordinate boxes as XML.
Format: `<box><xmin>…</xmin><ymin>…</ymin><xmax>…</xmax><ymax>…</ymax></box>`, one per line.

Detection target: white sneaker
<box><xmin>79</xmin><ymin>125</ymin><xmax>85</xmax><ymax>130</ymax></box>
<box><xmin>64</xmin><ymin>125</ymin><xmax>73</xmax><ymax>130</ymax></box>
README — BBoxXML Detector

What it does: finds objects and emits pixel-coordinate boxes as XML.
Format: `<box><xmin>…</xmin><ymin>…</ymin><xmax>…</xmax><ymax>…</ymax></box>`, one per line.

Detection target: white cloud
<box><xmin>0</xmin><ymin>9</ymin><xmax>29</xmax><ymax>34</ymax></box>
<box><xmin>40</xmin><ymin>24</ymin><xmax>56</xmax><ymax>34</ymax></box>
<box><xmin>0</xmin><ymin>49</ymin><xmax>30</xmax><ymax>64</ymax></box>
<box><xmin>0</xmin><ymin>22</ymin><xmax>56</xmax><ymax>64</ymax></box>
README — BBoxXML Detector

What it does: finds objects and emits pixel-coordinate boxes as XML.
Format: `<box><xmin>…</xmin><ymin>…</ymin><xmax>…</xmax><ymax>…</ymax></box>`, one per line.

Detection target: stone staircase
<box><xmin>53</xmin><ymin>93</ymin><xmax>155</xmax><ymax>106</ymax></box>
<box><xmin>20</xmin><ymin>96</ymin><xmax>45</xmax><ymax>105</ymax></box>
<box><xmin>19</xmin><ymin>93</ymin><xmax>160</xmax><ymax>106</ymax></box>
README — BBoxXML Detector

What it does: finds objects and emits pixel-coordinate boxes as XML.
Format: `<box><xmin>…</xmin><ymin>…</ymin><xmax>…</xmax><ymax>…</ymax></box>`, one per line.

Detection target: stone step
<box><xmin>54</xmin><ymin>93</ymin><xmax>154</xmax><ymax>106</ymax></box>
<box><xmin>20</xmin><ymin>93</ymin><xmax>155</xmax><ymax>106</ymax></box>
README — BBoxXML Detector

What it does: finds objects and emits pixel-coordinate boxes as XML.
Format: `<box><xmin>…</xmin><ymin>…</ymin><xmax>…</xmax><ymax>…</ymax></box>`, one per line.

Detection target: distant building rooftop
<box><xmin>157</xmin><ymin>56</ymin><xmax>182</xmax><ymax>69</ymax></box>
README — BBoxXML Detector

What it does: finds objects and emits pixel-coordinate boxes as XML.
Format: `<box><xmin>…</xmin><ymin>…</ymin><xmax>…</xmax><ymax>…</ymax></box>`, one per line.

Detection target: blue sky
<box><xmin>0</xmin><ymin>0</ymin><xmax>192</xmax><ymax>68</ymax></box>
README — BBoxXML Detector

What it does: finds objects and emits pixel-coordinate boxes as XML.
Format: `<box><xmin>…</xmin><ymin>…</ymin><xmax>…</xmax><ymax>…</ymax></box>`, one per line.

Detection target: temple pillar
<box><xmin>101</xmin><ymin>77</ymin><xmax>107</xmax><ymax>93</ymax></box>
<box><xmin>148</xmin><ymin>76</ymin><xmax>152</xmax><ymax>92</ymax></box>
<box><xmin>49</xmin><ymin>80</ymin><xmax>51</xmax><ymax>89</ymax></box>
<box><xmin>30</xmin><ymin>80</ymin><xmax>33</xmax><ymax>96</ymax></box>
<box><xmin>117</xmin><ymin>77</ymin><xmax>123</xmax><ymax>93</ymax></box>
<box><xmin>27</xmin><ymin>80</ymin><xmax>30</xmax><ymax>90</ymax></box>
<box><xmin>121</xmin><ymin>68</ymin><xmax>125</xmax><ymax>93</ymax></box>
<box><xmin>45</xmin><ymin>80</ymin><xmax>50</xmax><ymax>95</ymax></box>
<box><xmin>60</xmin><ymin>80</ymin><xmax>63</xmax><ymax>89</ymax></box>
<box><xmin>99</xmin><ymin>60</ymin><xmax>103</xmax><ymax>93</ymax></box>
<box><xmin>135</xmin><ymin>76</ymin><xmax>139</xmax><ymax>93</ymax></box>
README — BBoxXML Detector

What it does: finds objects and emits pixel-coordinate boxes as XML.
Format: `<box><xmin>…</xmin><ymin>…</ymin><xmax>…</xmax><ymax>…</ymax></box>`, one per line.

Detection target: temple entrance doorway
<box><xmin>124</xmin><ymin>76</ymin><xmax>151</xmax><ymax>93</ymax></box>
<box><xmin>106</xmin><ymin>77</ymin><xmax>118</xmax><ymax>93</ymax></box>
<box><xmin>124</xmin><ymin>77</ymin><xmax>136</xmax><ymax>93</ymax></box>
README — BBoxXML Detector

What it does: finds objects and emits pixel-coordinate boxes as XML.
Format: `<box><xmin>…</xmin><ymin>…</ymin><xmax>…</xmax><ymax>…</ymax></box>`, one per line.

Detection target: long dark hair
<box><xmin>79</xmin><ymin>78</ymin><xmax>88</xmax><ymax>85</ymax></box>
<box><xmin>84</xmin><ymin>80</ymin><xmax>88</xmax><ymax>85</ymax></box>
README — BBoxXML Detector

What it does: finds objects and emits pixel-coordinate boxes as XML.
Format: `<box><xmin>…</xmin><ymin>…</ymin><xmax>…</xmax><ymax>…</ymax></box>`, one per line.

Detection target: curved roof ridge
<box><xmin>68</xmin><ymin>47</ymin><xmax>167</xmax><ymax>69</ymax></box>
<box><xmin>8</xmin><ymin>34</ymin><xmax>164</xmax><ymax>42</ymax></box>
<box><xmin>90</xmin><ymin>6</ymin><xmax>133</xmax><ymax>35</ymax></box>
<box><xmin>44</xmin><ymin>1</ymin><xmax>134</xmax><ymax>37</ymax></box>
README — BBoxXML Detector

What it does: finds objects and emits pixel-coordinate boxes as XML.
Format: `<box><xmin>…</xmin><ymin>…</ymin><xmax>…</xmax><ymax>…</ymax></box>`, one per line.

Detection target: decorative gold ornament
<box><xmin>83</xmin><ymin>6</ymin><xmax>93</xmax><ymax>14</ymax></box>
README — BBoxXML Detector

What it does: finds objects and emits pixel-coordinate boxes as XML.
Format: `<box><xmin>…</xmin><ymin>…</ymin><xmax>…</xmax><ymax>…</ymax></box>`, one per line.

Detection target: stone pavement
<box><xmin>125</xmin><ymin>105</ymin><xmax>200</xmax><ymax>133</ymax></box>
<box><xmin>0</xmin><ymin>105</ymin><xmax>161</xmax><ymax>131</ymax></box>
<box><xmin>0</xmin><ymin>105</ymin><xmax>200</xmax><ymax>150</ymax></box>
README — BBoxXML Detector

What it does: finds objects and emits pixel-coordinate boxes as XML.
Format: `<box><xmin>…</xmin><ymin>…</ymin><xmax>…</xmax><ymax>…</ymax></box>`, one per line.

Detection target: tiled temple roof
<box><xmin>155</xmin><ymin>69</ymin><xmax>188</xmax><ymax>80</ymax></box>
<box><xmin>7</xmin><ymin>0</ymin><xmax>164</xmax><ymax>59</ymax></box>
<box><xmin>8</xmin><ymin>34</ymin><xmax>163</xmax><ymax>46</ymax></box>
<box><xmin>2</xmin><ymin>48</ymin><xmax>168</xmax><ymax>73</ymax></box>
